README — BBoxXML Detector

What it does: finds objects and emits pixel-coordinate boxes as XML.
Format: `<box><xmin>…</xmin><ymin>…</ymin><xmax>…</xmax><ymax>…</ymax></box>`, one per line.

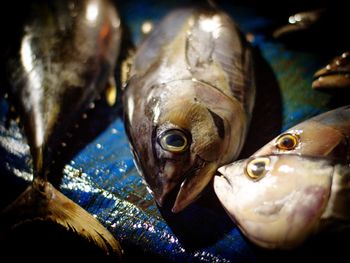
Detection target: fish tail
<box><xmin>0</xmin><ymin>179</ymin><xmax>123</xmax><ymax>260</ymax></box>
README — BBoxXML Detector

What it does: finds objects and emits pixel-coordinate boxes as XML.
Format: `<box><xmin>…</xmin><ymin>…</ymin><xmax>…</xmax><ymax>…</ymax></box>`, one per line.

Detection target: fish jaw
<box><xmin>171</xmin><ymin>161</ymin><xmax>217</xmax><ymax>213</ymax></box>
<box><xmin>214</xmin><ymin>155</ymin><xmax>333</xmax><ymax>249</ymax></box>
<box><xmin>312</xmin><ymin>74</ymin><xmax>350</xmax><ymax>89</ymax></box>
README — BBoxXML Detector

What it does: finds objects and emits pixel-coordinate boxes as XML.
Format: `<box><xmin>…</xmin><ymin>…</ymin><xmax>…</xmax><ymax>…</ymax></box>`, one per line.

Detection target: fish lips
<box><xmin>150</xmin><ymin>154</ymin><xmax>217</xmax><ymax>214</ymax></box>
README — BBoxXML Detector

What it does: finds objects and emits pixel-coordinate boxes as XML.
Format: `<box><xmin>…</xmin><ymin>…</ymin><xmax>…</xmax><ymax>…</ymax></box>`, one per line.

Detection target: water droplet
<box><xmin>89</xmin><ymin>102</ymin><xmax>95</xmax><ymax>109</ymax></box>
<box><xmin>61</xmin><ymin>142</ymin><xmax>67</xmax><ymax>147</ymax></box>
<box><xmin>96</xmin><ymin>143</ymin><xmax>102</xmax><ymax>149</ymax></box>
<box><xmin>141</xmin><ymin>21</ymin><xmax>153</xmax><ymax>35</ymax></box>
<box><xmin>111</xmin><ymin>128</ymin><xmax>118</xmax><ymax>134</ymax></box>
<box><xmin>82</xmin><ymin>113</ymin><xmax>88</xmax><ymax>119</ymax></box>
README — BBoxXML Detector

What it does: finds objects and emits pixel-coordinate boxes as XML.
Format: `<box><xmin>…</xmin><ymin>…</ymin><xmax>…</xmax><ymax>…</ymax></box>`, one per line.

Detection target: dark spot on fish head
<box><xmin>207</xmin><ymin>108</ymin><xmax>225</xmax><ymax>139</ymax></box>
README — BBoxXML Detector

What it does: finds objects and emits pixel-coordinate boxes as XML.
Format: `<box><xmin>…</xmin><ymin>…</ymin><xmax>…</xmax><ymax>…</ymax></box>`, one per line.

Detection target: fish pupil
<box><xmin>281</xmin><ymin>137</ymin><xmax>294</xmax><ymax>148</ymax></box>
<box><xmin>251</xmin><ymin>162</ymin><xmax>266</xmax><ymax>176</ymax></box>
<box><xmin>166</xmin><ymin>134</ymin><xmax>185</xmax><ymax>147</ymax></box>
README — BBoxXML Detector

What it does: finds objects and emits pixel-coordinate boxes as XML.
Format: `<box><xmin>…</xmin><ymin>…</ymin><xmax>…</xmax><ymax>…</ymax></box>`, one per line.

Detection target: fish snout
<box><xmin>171</xmin><ymin>161</ymin><xmax>218</xmax><ymax>213</ymax></box>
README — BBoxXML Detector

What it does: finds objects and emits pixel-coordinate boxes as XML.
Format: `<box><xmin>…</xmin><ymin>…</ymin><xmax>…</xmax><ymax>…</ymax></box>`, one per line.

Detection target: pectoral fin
<box><xmin>0</xmin><ymin>180</ymin><xmax>123</xmax><ymax>259</ymax></box>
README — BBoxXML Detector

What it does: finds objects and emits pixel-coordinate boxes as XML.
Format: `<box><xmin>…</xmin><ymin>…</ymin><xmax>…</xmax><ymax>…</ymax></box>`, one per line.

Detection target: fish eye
<box><xmin>275</xmin><ymin>133</ymin><xmax>299</xmax><ymax>151</ymax></box>
<box><xmin>245</xmin><ymin>157</ymin><xmax>270</xmax><ymax>180</ymax></box>
<box><xmin>159</xmin><ymin>129</ymin><xmax>189</xmax><ymax>153</ymax></box>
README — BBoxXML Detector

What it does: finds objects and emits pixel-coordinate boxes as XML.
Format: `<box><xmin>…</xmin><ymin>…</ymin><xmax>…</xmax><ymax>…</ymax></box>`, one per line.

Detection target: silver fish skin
<box><xmin>214</xmin><ymin>154</ymin><xmax>350</xmax><ymax>250</ymax></box>
<box><xmin>214</xmin><ymin>105</ymin><xmax>350</xmax><ymax>249</ymax></box>
<box><xmin>1</xmin><ymin>0</ymin><xmax>123</xmax><ymax>258</ymax></box>
<box><xmin>123</xmin><ymin>7</ymin><xmax>255</xmax><ymax>212</ymax></box>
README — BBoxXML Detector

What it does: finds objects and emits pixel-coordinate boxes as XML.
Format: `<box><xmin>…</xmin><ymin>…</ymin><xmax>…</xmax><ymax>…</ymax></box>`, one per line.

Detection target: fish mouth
<box><xmin>168</xmin><ymin>156</ymin><xmax>218</xmax><ymax>213</ymax></box>
<box><xmin>151</xmin><ymin>155</ymin><xmax>206</xmax><ymax>208</ymax></box>
<box><xmin>313</xmin><ymin>70</ymin><xmax>350</xmax><ymax>80</ymax></box>
<box><xmin>312</xmin><ymin>72</ymin><xmax>350</xmax><ymax>89</ymax></box>
<box><xmin>216</xmin><ymin>166</ymin><xmax>232</xmax><ymax>187</ymax></box>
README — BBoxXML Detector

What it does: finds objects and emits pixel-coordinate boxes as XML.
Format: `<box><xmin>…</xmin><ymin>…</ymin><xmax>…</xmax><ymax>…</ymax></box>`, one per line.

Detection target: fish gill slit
<box><xmin>207</xmin><ymin>108</ymin><xmax>225</xmax><ymax>139</ymax></box>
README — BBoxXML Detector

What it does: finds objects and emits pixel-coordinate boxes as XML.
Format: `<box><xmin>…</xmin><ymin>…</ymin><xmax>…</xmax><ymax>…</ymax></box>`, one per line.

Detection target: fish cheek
<box><xmin>191</xmin><ymin>115</ymin><xmax>223</xmax><ymax>162</ymax></box>
<box><xmin>154</xmin><ymin>141</ymin><xmax>193</xmax><ymax>183</ymax></box>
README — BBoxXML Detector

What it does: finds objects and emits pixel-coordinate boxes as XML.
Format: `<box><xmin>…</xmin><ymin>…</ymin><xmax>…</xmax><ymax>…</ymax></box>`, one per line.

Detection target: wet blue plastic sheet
<box><xmin>0</xmin><ymin>1</ymin><xmax>348</xmax><ymax>262</ymax></box>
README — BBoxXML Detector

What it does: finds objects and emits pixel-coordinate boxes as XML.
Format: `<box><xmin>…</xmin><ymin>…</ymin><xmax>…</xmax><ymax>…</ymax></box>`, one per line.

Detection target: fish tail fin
<box><xmin>0</xmin><ymin>180</ymin><xmax>123</xmax><ymax>260</ymax></box>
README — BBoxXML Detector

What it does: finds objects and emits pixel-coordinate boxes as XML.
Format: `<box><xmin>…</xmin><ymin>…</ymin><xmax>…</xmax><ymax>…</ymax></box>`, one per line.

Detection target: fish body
<box><xmin>1</xmin><ymin>0</ymin><xmax>123</xmax><ymax>258</ymax></box>
<box><xmin>214</xmin><ymin>105</ymin><xmax>350</xmax><ymax>249</ymax></box>
<box><xmin>123</xmin><ymin>7</ymin><xmax>255</xmax><ymax>212</ymax></box>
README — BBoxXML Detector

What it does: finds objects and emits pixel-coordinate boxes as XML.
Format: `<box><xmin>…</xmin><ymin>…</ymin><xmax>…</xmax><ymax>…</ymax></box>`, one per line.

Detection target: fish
<box><xmin>0</xmin><ymin>0</ymin><xmax>123</xmax><ymax>258</ymax></box>
<box><xmin>271</xmin><ymin>6</ymin><xmax>349</xmax><ymax>53</ymax></box>
<box><xmin>122</xmin><ymin>6</ymin><xmax>256</xmax><ymax>213</ymax></box>
<box><xmin>312</xmin><ymin>51</ymin><xmax>350</xmax><ymax>89</ymax></box>
<box><xmin>214</xmin><ymin>105</ymin><xmax>350</xmax><ymax>249</ymax></box>
<box><xmin>272</xmin><ymin>8</ymin><xmax>325</xmax><ymax>39</ymax></box>
<box><xmin>214</xmin><ymin>154</ymin><xmax>350</xmax><ymax>250</ymax></box>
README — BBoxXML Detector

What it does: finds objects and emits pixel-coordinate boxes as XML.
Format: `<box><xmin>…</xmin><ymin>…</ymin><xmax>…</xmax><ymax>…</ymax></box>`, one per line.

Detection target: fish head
<box><xmin>214</xmin><ymin>154</ymin><xmax>333</xmax><ymax>249</ymax></box>
<box><xmin>254</xmin><ymin>119</ymin><xmax>348</xmax><ymax>159</ymax></box>
<box><xmin>125</xmin><ymin>79</ymin><xmax>247</xmax><ymax>212</ymax></box>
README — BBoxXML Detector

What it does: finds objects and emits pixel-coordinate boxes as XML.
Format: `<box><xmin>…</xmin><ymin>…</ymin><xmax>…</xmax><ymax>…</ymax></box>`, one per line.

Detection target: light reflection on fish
<box><xmin>214</xmin><ymin>105</ymin><xmax>350</xmax><ymax>249</ymax></box>
<box><xmin>0</xmin><ymin>0</ymin><xmax>123</xmax><ymax>258</ymax></box>
<box><xmin>123</xmin><ymin>7</ymin><xmax>256</xmax><ymax>213</ymax></box>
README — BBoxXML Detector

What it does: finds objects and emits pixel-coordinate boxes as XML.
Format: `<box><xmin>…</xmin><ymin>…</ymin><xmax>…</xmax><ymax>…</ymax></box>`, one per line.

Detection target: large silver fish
<box><xmin>1</xmin><ymin>0</ymin><xmax>123</xmax><ymax>258</ymax></box>
<box><xmin>123</xmin><ymin>7</ymin><xmax>255</xmax><ymax>213</ymax></box>
<box><xmin>214</xmin><ymin>105</ymin><xmax>350</xmax><ymax>249</ymax></box>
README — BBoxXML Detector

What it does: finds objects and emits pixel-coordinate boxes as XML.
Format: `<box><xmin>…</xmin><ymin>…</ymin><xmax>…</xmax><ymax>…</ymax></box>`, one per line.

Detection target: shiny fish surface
<box><xmin>214</xmin><ymin>105</ymin><xmax>350</xmax><ymax>249</ymax></box>
<box><xmin>123</xmin><ymin>7</ymin><xmax>256</xmax><ymax>213</ymax></box>
<box><xmin>0</xmin><ymin>0</ymin><xmax>123</xmax><ymax>258</ymax></box>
